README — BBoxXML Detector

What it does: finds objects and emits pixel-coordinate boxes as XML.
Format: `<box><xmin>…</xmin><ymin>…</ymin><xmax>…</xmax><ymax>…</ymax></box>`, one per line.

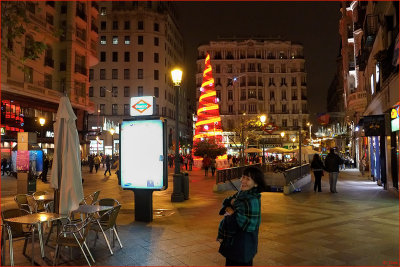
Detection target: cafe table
<box><xmin>3</xmin><ymin>212</ymin><xmax>64</xmax><ymax>265</ymax></box>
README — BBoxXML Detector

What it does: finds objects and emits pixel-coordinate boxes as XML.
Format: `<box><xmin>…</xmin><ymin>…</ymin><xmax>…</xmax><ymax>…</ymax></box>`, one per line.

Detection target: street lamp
<box><xmin>39</xmin><ymin>117</ymin><xmax>46</xmax><ymax>141</ymax></box>
<box><xmin>109</xmin><ymin>128</ymin><xmax>115</xmax><ymax>156</ymax></box>
<box><xmin>307</xmin><ymin>122</ymin><xmax>312</xmax><ymax>144</ymax></box>
<box><xmin>292</xmin><ymin>137</ymin><xmax>296</xmax><ymax>149</ymax></box>
<box><xmin>281</xmin><ymin>132</ymin><xmax>285</xmax><ymax>147</ymax></box>
<box><xmin>171</xmin><ymin>68</ymin><xmax>184</xmax><ymax>202</ymax></box>
<box><xmin>259</xmin><ymin>115</ymin><xmax>267</xmax><ymax>164</ymax></box>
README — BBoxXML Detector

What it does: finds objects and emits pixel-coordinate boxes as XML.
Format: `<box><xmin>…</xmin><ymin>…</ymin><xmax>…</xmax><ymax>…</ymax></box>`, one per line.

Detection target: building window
<box><xmin>89</xmin><ymin>86</ymin><xmax>93</xmax><ymax>97</ymax></box>
<box><xmin>258</xmin><ymin>89</ymin><xmax>263</xmax><ymax>100</ymax></box>
<box><xmin>291</xmin><ymin>77</ymin><xmax>297</xmax><ymax>86</ymax></box>
<box><xmin>282</xmin><ymin>119</ymin><xmax>287</xmax><ymax>127</ymax></box>
<box><xmin>138</xmin><ymin>20</ymin><xmax>144</xmax><ymax>30</ymax></box>
<box><xmin>124</xmin><ymin>69</ymin><xmax>130</xmax><ymax>80</ymax></box>
<box><xmin>138</xmin><ymin>69</ymin><xmax>143</xmax><ymax>79</ymax></box>
<box><xmin>100</xmin><ymin>21</ymin><xmax>106</xmax><ymax>30</ymax></box>
<box><xmin>270</xmin><ymin>104</ymin><xmax>275</xmax><ymax>113</ymax></box>
<box><xmin>112</xmin><ymin>36</ymin><xmax>118</xmax><ymax>45</ymax></box>
<box><xmin>269</xmin><ymin>64</ymin><xmax>274</xmax><ymax>73</ymax></box>
<box><xmin>100</xmin><ymin>7</ymin><xmax>106</xmax><ymax>16</ymax></box>
<box><xmin>282</xmin><ymin>104</ymin><xmax>287</xmax><ymax>113</ymax></box>
<box><xmin>112</xmin><ymin>104</ymin><xmax>118</xmax><ymax>115</ymax></box>
<box><xmin>293</xmin><ymin>119</ymin><xmax>298</xmax><ymax>127</ymax></box>
<box><xmin>138</xmin><ymin>86</ymin><xmax>143</xmax><ymax>96</ymax></box>
<box><xmin>124</xmin><ymin>86</ymin><xmax>130</xmax><ymax>97</ymax></box>
<box><xmin>24</xmin><ymin>66</ymin><xmax>33</xmax><ymax>83</ymax></box>
<box><xmin>100</xmin><ymin>51</ymin><xmax>106</xmax><ymax>62</ymax></box>
<box><xmin>281</xmin><ymin>77</ymin><xmax>287</xmax><ymax>86</ymax></box>
<box><xmin>100</xmin><ymin>86</ymin><xmax>106</xmax><ymax>97</ymax></box>
<box><xmin>154</xmin><ymin>70</ymin><xmax>159</xmax><ymax>80</ymax></box>
<box><xmin>154</xmin><ymin>87</ymin><xmax>159</xmax><ymax>97</ymax></box>
<box><xmin>112</xmin><ymin>20</ymin><xmax>118</xmax><ymax>30</ymax></box>
<box><xmin>228</xmin><ymin>105</ymin><xmax>233</xmax><ymax>114</ymax></box>
<box><xmin>249</xmin><ymin>104</ymin><xmax>256</xmax><ymax>113</ymax></box>
<box><xmin>154</xmin><ymin>23</ymin><xmax>159</xmax><ymax>32</ymax></box>
<box><xmin>291</xmin><ymin>89</ymin><xmax>297</xmax><ymax>100</ymax></box>
<box><xmin>216</xmin><ymin>90</ymin><xmax>221</xmax><ymax>101</ymax></box>
<box><xmin>154</xmin><ymin>37</ymin><xmax>159</xmax><ymax>46</ymax></box>
<box><xmin>111</xmin><ymin>69</ymin><xmax>118</xmax><ymax>80</ymax></box>
<box><xmin>100</xmin><ymin>69</ymin><xmax>106</xmax><ymax>80</ymax></box>
<box><xmin>154</xmin><ymin>53</ymin><xmax>159</xmax><ymax>63</ymax></box>
<box><xmin>89</xmin><ymin>69</ymin><xmax>94</xmax><ymax>82</ymax></box>
<box><xmin>124</xmin><ymin>52</ymin><xmax>130</xmax><ymax>62</ymax></box>
<box><xmin>124</xmin><ymin>36</ymin><xmax>130</xmax><ymax>45</ymax></box>
<box><xmin>228</xmin><ymin>90</ymin><xmax>233</xmax><ymax>100</ymax></box>
<box><xmin>44</xmin><ymin>74</ymin><xmax>52</xmax><ymax>89</ymax></box>
<box><xmin>124</xmin><ymin>20</ymin><xmax>130</xmax><ymax>30</ymax></box>
<box><xmin>124</xmin><ymin>104</ymin><xmax>130</xmax><ymax>115</ymax></box>
<box><xmin>269</xmin><ymin>77</ymin><xmax>275</xmax><ymax>86</ymax></box>
<box><xmin>227</xmin><ymin>64</ymin><xmax>233</xmax><ymax>73</ymax></box>
<box><xmin>241</xmin><ymin>89</ymin><xmax>246</xmax><ymax>100</ymax></box>
<box><xmin>270</xmin><ymin>91</ymin><xmax>275</xmax><ymax>100</ymax></box>
<box><xmin>100</xmin><ymin>36</ymin><xmax>106</xmax><ymax>45</ymax></box>
<box><xmin>99</xmin><ymin>104</ymin><xmax>105</xmax><ymax>115</ymax></box>
<box><xmin>281</xmin><ymin>90</ymin><xmax>286</xmax><ymax>100</ymax></box>
<box><xmin>240</xmin><ymin>104</ymin><xmax>246</xmax><ymax>113</ymax></box>
<box><xmin>248</xmin><ymin>89</ymin><xmax>256</xmax><ymax>99</ymax></box>
<box><xmin>112</xmin><ymin>52</ymin><xmax>118</xmax><ymax>62</ymax></box>
<box><xmin>135</xmin><ymin>52</ymin><xmax>143</xmax><ymax>63</ymax></box>
<box><xmin>138</xmin><ymin>35</ymin><xmax>143</xmax><ymax>45</ymax></box>
<box><xmin>112</xmin><ymin>86</ymin><xmax>118</xmax><ymax>97</ymax></box>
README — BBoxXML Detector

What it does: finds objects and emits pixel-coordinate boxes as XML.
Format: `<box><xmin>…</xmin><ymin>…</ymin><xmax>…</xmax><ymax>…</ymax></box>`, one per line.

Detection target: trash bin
<box><xmin>27</xmin><ymin>172</ymin><xmax>36</xmax><ymax>194</ymax></box>
<box><xmin>182</xmin><ymin>172</ymin><xmax>189</xmax><ymax>200</ymax></box>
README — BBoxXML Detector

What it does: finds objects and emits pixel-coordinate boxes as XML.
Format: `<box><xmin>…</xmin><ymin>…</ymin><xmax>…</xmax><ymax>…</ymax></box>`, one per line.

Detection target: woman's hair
<box><xmin>312</xmin><ymin>153</ymin><xmax>320</xmax><ymax>161</ymax></box>
<box><xmin>242</xmin><ymin>166</ymin><xmax>267</xmax><ymax>192</ymax></box>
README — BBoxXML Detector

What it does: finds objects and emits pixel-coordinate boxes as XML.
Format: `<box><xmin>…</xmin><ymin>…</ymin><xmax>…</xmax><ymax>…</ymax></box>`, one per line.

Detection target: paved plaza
<box><xmin>1</xmin><ymin>166</ymin><xmax>399</xmax><ymax>266</ymax></box>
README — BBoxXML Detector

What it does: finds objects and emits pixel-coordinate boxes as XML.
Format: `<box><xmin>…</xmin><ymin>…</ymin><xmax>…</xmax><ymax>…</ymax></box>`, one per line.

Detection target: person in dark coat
<box><xmin>311</xmin><ymin>153</ymin><xmax>324</xmax><ymax>192</ymax></box>
<box><xmin>202</xmin><ymin>155</ymin><xmax>211</xmax><ymax>176</ymax></box>
<box><xmin>324</xmin><ymin>148</ymin><xmax>344</xmax><ymax>193</ymax></box>
<box><xmin>42</xmin><ymin>157</ymin><xmax>49</xmax><ymax>183</ymax></box>
<box><xmin>1</xmin><ymin>158</ymin><xmax>7</xmax><ymax>175</ymax></box>
<box><xmin>104</xmin><ymin>155</ymin><xmax>111</xmax><ymax>176</ymax></box>
<box><xmin>217</xmin><ymin>166</ymin><xmax>266</xmax><ymax>266</ymax></box>
<box><xmin>88</xmin><ymin>154</ymin><xmax>94</xmax><ymax>173</ymax></box>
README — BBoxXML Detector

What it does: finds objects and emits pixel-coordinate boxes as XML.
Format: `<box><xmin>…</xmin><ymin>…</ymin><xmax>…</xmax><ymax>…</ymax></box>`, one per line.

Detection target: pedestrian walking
<box><xmin>88</xmin><ymin>154</ymin><xmax>94</xmax><ymax>173</ymax></box>
<box><xmin>41</xmin><ymin>156</ymin><xmax>49</xmax><ymax>183</ymax></box>
<box><xmin>189</xmin><ymin>155</ymin><xmax>193</xmax><ymax>171</ymax></box>
<box><xmin>104</xmin><ymin>155</ymin><xmax>111</xmax><ymax>176</ymax></box>
<box><xmin>94</xmin><ymin>154</ymin><xmax>101</xmax><ymax>173</ymax></box>
<box><xmin>211</xmin><ymin>158</ymin><xmax>217</xmax><ymax>176</ymax></box>
<box><xmin>1</xmin><ymin>158</ymin><xmax>7</xmax><ymax>175</ymax></box>
<box><xmin>217</xmin><ymin>166</ymin><xmax>266</xmax><ymax>266</ymax></box>
<box><xmin>184</xmin><ymin>156</ymin><xmax>188</xmax><ymax>170</ymax></box>
<box><xmin>311</xmin><ymin>154</ymin><xmax>324</xmax><ymax>192</ymax></box>
<box><xmin>324</xmin><ymin>148</ymin><xmax>343</xmax><ymax>193</ymax></box>
<box><xmin>202</xmin><ymin>154</ymin><xmax>211</xmax><ymax>176</ymax></box>
<box><xmin>360</xmin><ymin>155</ymin><xmax>366</xmax><ymax>176</ymax></box>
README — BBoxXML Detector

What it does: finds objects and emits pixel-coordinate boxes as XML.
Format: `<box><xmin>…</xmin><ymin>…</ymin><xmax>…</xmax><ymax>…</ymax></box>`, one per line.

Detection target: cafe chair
<box><xmin>1</xmin><ymin>209</ymin><xmax>32</xmax><ymax>266</ymax></box>
<box><xmin>81</xmin><ymin>191</ymin><xmax>100</xmax><ymax>205</ymax></box>
<box><xmin>32</xmin><ymin>191</ymin><xmax>48</xmax><ymax>212</ymax></box>
<box><xmin>95</xmin><ymin>198</ymin><xmax>120</xmax><ymax>207</ymax></box>
<box><xmin>90</xmin><ymin>205</ymin><xmax>123</xmax><ymax>255</ymax></box>
<box><xmin>14</xmin><ymin>194</ymin><xmax>36</xmax><ymax>214</ymax></box>
<box><xmin>53</xmin><ymin>215</ymin><xmax>95</xmax><ymax>266</ymax></box>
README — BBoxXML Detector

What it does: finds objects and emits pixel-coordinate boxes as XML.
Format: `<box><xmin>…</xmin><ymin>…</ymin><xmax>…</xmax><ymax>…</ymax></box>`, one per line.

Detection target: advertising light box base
<box><xmin>120</xmin><ymin>118</ymin><xmax>167</xmax><ymax>190</ymax></box>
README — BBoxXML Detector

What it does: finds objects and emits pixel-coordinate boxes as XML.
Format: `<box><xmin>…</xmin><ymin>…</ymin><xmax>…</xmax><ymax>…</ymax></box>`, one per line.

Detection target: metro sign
<box><xmin>262</xmin><ymin>123</ymin><xmax>278</xmax><ymax>134</ymax></box>
<box><xmin>130</xmin><ymin>96</ymin><xmax>155</xmax><ymax>116</ymax></box>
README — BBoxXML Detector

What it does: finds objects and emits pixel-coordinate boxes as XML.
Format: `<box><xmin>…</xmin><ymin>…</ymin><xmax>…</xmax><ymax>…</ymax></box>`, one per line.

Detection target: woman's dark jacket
<box><xmin>217</xmin><ymin>187</ymin><xmax>261</xmax><ymax>262</ymax></box>
<box><xmin>311</xmin><ymin>158</ymin><xmax>324</xmax><ymax>172</ymax></box>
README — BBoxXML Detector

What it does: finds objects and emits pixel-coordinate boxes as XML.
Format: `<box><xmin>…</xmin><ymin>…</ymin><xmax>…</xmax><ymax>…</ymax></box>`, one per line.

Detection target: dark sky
<box><xmin>175</xmin><ymin>1</ymin><xmax>341</xmax><ymax>117</ymax></box>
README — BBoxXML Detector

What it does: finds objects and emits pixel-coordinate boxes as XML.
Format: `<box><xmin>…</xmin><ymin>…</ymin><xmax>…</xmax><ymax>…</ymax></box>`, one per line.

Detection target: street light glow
<box><xmin>109</xmin><ymin>128</ymin><xmax>115</xmax><ymax>135</ymax></box>
<box><xmin>171</xmin><ymin>68</ymin><xmax>183</xmax><ymax>86</ymax></box>
<box><xmin>292</xmin><ymin>137</ymin><xmax>296</xmax><ymax>142</ymax></box>
<box><xmin>39</xmin><ymin>117</ymin><xmax>46</xmax><ymax>126</ymax></box>
<box><xmin>260</xmin><ymin>115</ymin><xmax>267</xmax><ymax>123</ymax></box>
<box><xmin>281</xmin><ymin>132</ymin><xmax>285</xmax><ymax>137</ymax></box>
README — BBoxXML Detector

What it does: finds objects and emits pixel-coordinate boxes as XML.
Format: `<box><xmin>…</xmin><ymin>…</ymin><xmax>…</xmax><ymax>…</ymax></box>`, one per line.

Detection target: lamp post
<box><xmin>260</xmin><ymin>115</ymin><xmax>266</xmax><ymax>164</ymax></box>
<box><xmin>307</xmin><ymin>122</ymin><xmax>312</xmax><ymax>145</ymax></box>
<box><xmin>39</xmin><ymin>117</ymin><xmax>46</xmax><ymax>142</ymax></box>
<box><xmin>280</xmin><ymin>132</ymin><xmax>285</xmax><ymax>147</ymax></box>
<box><xmin>109</xmin><ymin>128</ymin><xmax>115</xmax><ymax>157</ymax></box>
<box><xmin>171</xmin><ymin>68</ymin><xmax>184</xmax><ymax>202</ymax></box>
<box><xmin>292</xmin><ymin>137</ymin><xmax>296</xmax><ymax>149</ymax></box>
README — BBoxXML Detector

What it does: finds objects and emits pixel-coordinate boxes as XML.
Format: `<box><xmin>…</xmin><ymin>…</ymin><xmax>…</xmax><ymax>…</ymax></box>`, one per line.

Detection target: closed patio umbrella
<box><xmin>50</xmin><ymin>96</ymin><xmax>84</xmax><ymax>215</ymax></box>
<box><xmin>244</xmin><ymin>147</ymin><xmax>262</xmax><ymax>153</ymax></box>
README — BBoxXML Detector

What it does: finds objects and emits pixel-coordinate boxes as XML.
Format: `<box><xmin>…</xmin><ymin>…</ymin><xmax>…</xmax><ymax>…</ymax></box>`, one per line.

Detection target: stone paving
<box><xmin>1</xmin><ymin>165</ymin><xmax>399</xmax><ymax>266</ymax></box>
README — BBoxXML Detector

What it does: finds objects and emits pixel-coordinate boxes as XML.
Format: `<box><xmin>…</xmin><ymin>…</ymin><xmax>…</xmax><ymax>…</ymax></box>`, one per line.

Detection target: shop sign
<box><xmin>45</xmin><ymin>131</ymin><xmax>54</xmax><ymax>138</ymax></box>
<box><xmin>363</xmin><ymin>115</ymin><xmax>387</xmax><ymax>136</ymax></box>
<box><xmin>391</xmin><ymin>105</ymin><xmax>399</xmax><ymax>132</ymax></box>
<box><xmin>262</xmin><ymin>123</ymin><xmax>278</xmax><ymax>134</ymax></box>
<box><xmin>1</xmin><ymin>127</ymin><xmax>5</xmax><ymax>135</ymax></box>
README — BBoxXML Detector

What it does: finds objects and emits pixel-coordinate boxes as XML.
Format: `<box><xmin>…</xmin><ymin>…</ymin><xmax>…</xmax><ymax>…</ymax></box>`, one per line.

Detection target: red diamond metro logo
<box><xmin>132</xmin><ymin>99</ymin><xmax>152</xmax><ymax>113</ymax></box>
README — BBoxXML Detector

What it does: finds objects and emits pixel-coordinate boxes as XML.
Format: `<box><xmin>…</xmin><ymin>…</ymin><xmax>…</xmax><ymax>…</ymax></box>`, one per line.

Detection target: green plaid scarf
<box><xmin>217</xmin><ymin>187</ymin><xmax>261</xmax><ymax>243</ymax></box>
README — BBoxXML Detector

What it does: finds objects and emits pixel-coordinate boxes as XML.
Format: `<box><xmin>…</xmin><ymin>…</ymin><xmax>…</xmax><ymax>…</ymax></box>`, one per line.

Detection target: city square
<box><xmin>1</xmin><ymin>1</ymin><xmax>399</xmax><ymax>266</ymax></box>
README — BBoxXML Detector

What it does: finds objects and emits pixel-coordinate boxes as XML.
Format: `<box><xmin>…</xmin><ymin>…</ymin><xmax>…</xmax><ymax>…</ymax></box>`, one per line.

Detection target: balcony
<box><xmin>268</xmin><ymin>83</ymin><xmax>276</xmax><ymax>87</ymax></box>
<box><xmin>291</xmin><ymin>83</ymin><xmax>297</xmax><ymax>86</ymax></box>
<box><xmin>291</xmin><ymin>96</ymin><xmax>298</xmax><ymax>100</ymax></box>
<box><xmin>226</xmin><ymin>54</ymin><xmax>234</xmax><ymax>60</ymax></box>
<box><xmin>240</xmin><ymin>82</ymin><xmax>246</xmax><ymax>86</ymax></box>
<box><xmin>301</xmin><ymin>82</ymin><xmax>307</xmax><ymax>86</ymax></box>
<box><xmin>267</xmin><ymin>55</ymin><xmax>275</xmax><ymax>59</ymax></box>
<box><xmin>248</xmin><ymin>82</ymin><xmax>256</xmax><ymax>86</ymax></box>
<box><xmin>44</xmin><ymin>58</ymin><xmax>54</xmax><ymax>68</ymax></box>
<box><xmin>75</xmin><ymin>64</ymin><xmax>87</xmax><ymax>75</ymax></box>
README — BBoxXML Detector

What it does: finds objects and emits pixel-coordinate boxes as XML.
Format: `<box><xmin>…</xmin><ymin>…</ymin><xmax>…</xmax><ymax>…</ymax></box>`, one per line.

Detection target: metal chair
<box><xmin>53</xmin><ymin>215</ymin><xmax>95</xmax><ymax>266</ymax></box>
<box><xmin>90</xmin><ymin>205</ymin><xmax>123</xmax><ymax>255</ymax></box>
<box><xmin>14</xmin><ymin>194</ymin><xmax>36</xmax><ymax>214</ymax></box>
<box><xmin>1</xmin><ymin>209</ymin><xmax>32</xmax><ymax>266</ymax></box>
<box><xmin>95</xmin><ymin>198</ymin><xmax>120</xmax><ymax>207</ymax></box>
<box><xmin>81</xmin><ymin>191</ymin><xmax>100</xmax><ymax>205</ymax></box>
<box><xmin>32</xmin><ymin>191</ymin><xmax>47</xmax><ymax>212</ymax></box>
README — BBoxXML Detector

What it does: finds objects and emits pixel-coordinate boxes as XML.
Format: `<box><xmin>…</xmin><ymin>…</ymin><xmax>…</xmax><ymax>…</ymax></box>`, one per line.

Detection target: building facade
<box><xmin>88</xmin><ymin>1</ymin><xmax>190</xmax><ymax>156</ymax></box>
<box><xmin>1</xmin><ymin>1</ymin><xmax>98</xmax><ymax>159</ymax></box>
<box><xmin>196</xmin><ymin>39</ymin><xmax>310</xmax><ymax>153</ymax></box>
<box><xmin>340</xmin><ymin>1</ymin><xmax>399</xmax><ymax>189</ymax></box>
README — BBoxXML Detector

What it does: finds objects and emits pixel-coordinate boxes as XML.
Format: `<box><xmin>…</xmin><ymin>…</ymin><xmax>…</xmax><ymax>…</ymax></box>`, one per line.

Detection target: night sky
<box><xmin>175</xmin><ymin>1</ymin><xmax>341</xmax><ymax>117</ymax></box>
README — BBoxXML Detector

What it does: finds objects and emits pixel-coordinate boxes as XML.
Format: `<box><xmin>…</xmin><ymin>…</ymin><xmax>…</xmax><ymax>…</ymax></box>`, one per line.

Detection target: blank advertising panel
<box><xmin>120</xmin><ymin>119</ymin><xmax>167</xmax><ymax>190</ymax></box>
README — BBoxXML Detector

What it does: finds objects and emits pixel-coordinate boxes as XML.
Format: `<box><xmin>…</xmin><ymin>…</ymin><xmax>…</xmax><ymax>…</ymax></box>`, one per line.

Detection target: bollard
<box><xmin>171</xmin><ymin>173</ymin><xmax>184</xmax><ymax>202</ymax></box>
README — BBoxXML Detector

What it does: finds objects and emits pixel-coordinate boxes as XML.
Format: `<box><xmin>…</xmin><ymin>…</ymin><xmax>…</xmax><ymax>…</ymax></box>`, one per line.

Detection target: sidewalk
<box><xmin>1</xmin><ymin>167</ymin><xmax>398</xmax><ymax>266</ymax></box>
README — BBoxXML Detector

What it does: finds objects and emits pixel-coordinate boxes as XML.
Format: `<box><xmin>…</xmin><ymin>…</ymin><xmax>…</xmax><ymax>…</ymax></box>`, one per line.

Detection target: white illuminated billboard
<box><xmin>120</xmin><ymin>119</ymin><xmax>167</xmax><ymax>190</ymax></box>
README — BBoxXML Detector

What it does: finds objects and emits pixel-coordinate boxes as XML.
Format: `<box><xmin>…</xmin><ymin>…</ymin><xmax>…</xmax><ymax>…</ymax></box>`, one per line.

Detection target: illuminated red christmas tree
<box><xmin>193</xmin><ymin>53</ymin><xmax>226</xmax><ymax>159</ymax></box>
